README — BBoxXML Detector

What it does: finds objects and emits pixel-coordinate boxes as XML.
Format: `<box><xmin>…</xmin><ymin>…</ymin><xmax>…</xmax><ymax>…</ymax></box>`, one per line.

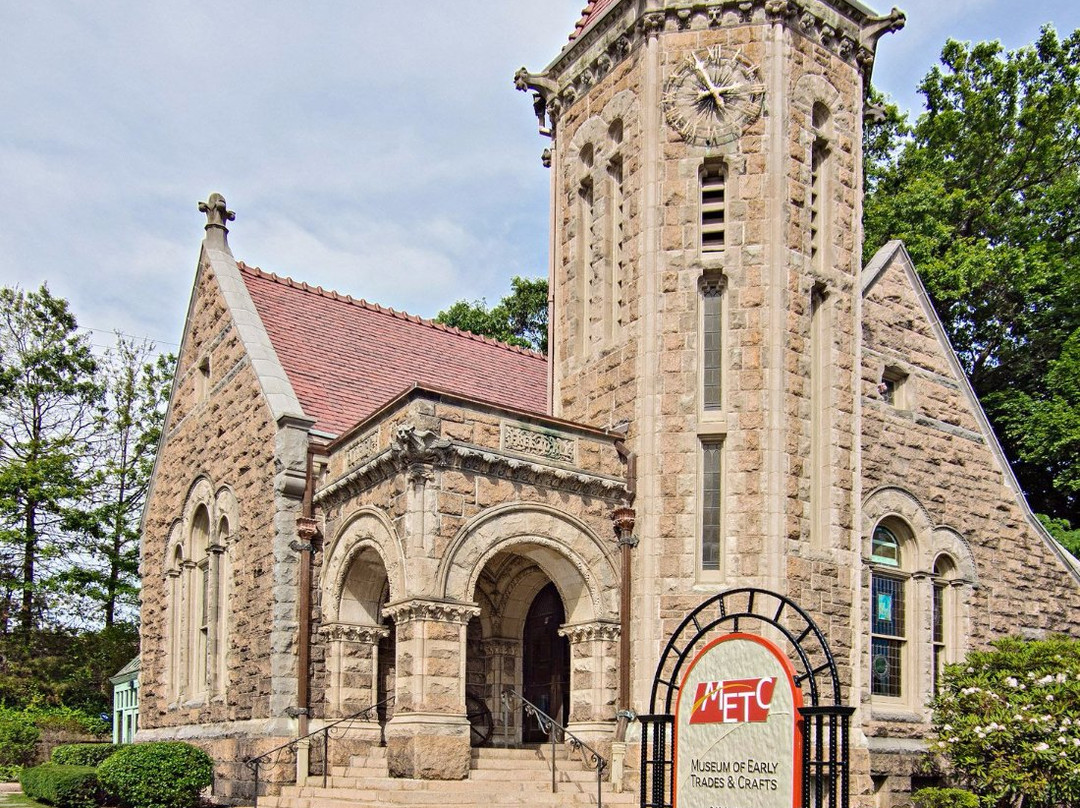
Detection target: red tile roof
<box><xmin>569</xmin><ymin>0</ymin><xmax>619</xmax><ymax>41</ymax></box>
<box><xmin>238</xmin><ymin>263</ymin><xmax>548</xmax><ymax>437</ymax></box>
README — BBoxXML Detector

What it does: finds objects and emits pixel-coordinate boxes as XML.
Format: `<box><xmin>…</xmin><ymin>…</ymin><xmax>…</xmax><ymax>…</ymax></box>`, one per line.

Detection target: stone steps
<box><xmin>257</xmin><ymin>745</ymin><xmax>635</xmax><ymax>808</ymax></box>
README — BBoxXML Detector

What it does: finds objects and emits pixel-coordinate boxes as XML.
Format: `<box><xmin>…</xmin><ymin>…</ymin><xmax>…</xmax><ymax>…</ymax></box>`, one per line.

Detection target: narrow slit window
<box><xmin>701</xmin><ymin>440</ymin><xmax>723</xmax><ymax>571</ymax></box>
<box><xmin>701</xmin><ymin>279</ymin><xmax>724</xmax><ymax>410</ymax></box>
<box><xmin>701</xmin><ymin>162</ymin><xmax>726</xmax><ymax>253</ymax></box>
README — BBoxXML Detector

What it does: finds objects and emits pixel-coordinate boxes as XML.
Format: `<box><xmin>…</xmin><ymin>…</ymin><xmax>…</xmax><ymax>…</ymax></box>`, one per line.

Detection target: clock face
<box><xmin>662</xmin><ymin>46</ymin><xmax>765</xmax><ymax>146</ymax></box>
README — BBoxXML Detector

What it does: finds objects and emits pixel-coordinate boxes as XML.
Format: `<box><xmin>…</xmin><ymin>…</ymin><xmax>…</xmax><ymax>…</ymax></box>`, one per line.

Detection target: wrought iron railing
<box><xmin>244</xmin><ymin>697</ymin><xmax>393</xmax><ymax>808</ymax></box>
<box><xmin>500</xmin><ymin>688</ymin><xmax>607</xmax><ymax>808</ymax></box>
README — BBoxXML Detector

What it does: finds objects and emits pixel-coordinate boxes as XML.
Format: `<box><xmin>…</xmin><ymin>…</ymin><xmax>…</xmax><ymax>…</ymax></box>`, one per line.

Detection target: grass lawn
<box><xmin>0</xmin><ymin>792</ymin><xmax>48</xmax><ymax>808</ymax></box>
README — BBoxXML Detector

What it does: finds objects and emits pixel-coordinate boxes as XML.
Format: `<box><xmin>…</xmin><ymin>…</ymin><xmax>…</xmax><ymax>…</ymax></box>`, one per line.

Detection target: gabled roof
<box><xmin>568</xmin><ymin>0</ymin><xmax>619</xmax><ymax>41</ymax></box>
<box><xmin>239</xmin><ymin>264</ymin><xmax>548</xmax><ymax>437</ymax></box>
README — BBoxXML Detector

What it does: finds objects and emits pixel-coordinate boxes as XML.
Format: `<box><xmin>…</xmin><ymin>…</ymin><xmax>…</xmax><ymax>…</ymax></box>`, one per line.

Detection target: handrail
<box><xmin>501</xmin><ymin>688</ymin><xmax>607</xmax><ymax>808</ymax></box>
<box><xmin>244</xmin><ymin>696</ymin><xmax>394</xmax><ymax>808</ymax></box>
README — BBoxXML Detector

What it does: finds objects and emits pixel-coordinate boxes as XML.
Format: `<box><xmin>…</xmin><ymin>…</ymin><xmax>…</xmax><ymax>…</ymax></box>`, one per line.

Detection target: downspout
<box><xmin>612</xmin><ymin>434</ymin><xmax>637</xmax><ymax>742</ymax></box>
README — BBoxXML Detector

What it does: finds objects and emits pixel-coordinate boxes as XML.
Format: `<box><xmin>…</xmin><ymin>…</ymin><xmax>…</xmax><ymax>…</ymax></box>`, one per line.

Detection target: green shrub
<box><xmin>97</xmin><ymin>742</ymin><xmax>213</xmax><ymax>808</ymax></box>
<box><xmin>24</xmin><ymin>706</ymin><xmax>109</xmax><ymax>737</ymax></box>
<box><xmin>51</xmin><ymin>743</ymin><xmax>118</xmax><ymax>767</ymax></box>
<box><xmin>0</xmin><ymin>712</ymin><xmax>40</xmax><ymax>767</ymax></box>
<box><xmin>20</xmin><ymin>763</ymin><xmax>101</xmax><ymax>808</ymax></box>
<box><xmin>929</xmin><ymin>636</ymin><xmax>1080</xmax><ymax>808</ymax></box>
<box><xmin>0</xmin><ymin>764</ymin><xmax>22</xmax><ymax>782</ymax></box>
<box><xmin>913</xmin><ymin>788</ymin><xmax>980</xmax><ymax>808</ymax></box>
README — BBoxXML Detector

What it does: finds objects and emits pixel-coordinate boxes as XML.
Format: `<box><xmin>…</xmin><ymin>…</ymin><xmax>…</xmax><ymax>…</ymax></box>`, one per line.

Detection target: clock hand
<box><xmin>691</xmin><ymin>54</ymin><xmax>728</xmax><ymax>111</ymax></box>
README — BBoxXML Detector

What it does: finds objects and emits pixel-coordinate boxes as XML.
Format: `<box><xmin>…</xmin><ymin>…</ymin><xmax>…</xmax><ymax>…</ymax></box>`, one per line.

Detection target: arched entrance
<box><xmin>521</xmin><ymin>582</ymin><xmax>570</xmax><ymax>742</ymax></box>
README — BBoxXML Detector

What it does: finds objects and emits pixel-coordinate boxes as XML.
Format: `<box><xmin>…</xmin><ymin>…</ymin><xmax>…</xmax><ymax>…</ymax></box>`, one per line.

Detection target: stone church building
<box><xmin>137</xmin><ymin>1</ymin><xmax>1080</xmax><ymax>806</ymax></box>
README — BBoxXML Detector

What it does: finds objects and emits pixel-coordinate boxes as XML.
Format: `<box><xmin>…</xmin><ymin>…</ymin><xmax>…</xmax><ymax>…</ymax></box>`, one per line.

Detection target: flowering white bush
<box><xmin>929</xmin><ymin>637</ymin><xmax>1080</xmax><ymax>808</ymax></box>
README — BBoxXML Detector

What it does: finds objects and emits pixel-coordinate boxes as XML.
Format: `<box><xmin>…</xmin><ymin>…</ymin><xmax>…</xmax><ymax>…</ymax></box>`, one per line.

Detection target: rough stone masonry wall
<box><xmin>862</xmin><ymin>254</ymin><xmax>1080</xmax><ymax>643</ymax></box>
<box><xmin>139</xmin><ymin>257</ymin><xmax>285</xmax><ymax>796</ymax></box>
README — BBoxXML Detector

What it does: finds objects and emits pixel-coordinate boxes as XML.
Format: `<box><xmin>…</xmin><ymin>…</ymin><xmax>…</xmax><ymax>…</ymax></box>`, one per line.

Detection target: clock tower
<box><xmin>518</xmin><ymin>0</ymin><xmax>903</xmax><ymax>739</ymax></box>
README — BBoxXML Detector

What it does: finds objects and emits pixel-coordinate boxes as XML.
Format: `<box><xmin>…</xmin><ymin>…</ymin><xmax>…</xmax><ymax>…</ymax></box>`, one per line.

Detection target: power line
<box><xmin>77</xmin><ymin>325</ymin><xmax>180</xmax><ymax>349</ymax></box>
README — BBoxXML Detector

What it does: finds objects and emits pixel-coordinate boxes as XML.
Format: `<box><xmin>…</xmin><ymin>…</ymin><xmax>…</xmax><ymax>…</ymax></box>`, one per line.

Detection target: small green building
<box><xmin>110</xmin><ymin>656</ymin><xmax>139</xmax><ymax>744</ymax></box>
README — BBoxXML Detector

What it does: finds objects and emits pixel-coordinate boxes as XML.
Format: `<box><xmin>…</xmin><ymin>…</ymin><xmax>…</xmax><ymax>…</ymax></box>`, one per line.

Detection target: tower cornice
<box><xmin>521</xmin><ymin>0</ymin><xmax>903</xmax><ymax>134</ymax></box>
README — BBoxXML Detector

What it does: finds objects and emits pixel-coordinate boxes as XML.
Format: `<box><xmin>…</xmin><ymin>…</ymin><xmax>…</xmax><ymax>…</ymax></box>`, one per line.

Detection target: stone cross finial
<box><xmin>198</xmin><ymin>193</ymin><xmax>235</xmax><ymax>240</ymax></box>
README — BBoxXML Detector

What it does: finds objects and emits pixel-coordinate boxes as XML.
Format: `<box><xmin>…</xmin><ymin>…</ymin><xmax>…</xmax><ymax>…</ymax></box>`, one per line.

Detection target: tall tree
<box><xmin>436</xmin><ymin>276</ymin><xmax>548</xmax><ymax>354</ymax></box>
<box><xmin>65</xmin><ymin>340</ymin><xmax>173</xmax><ymax>627</ymax></box>
<box><xmin>864</xmin><ymin>27</ymin><xmax>1080</xmax><ymax>522</ymax></box>
<box><xmin>0</xmin><ymin>286</ymin><xmax>101</xmax><ymax>633</ymax></box>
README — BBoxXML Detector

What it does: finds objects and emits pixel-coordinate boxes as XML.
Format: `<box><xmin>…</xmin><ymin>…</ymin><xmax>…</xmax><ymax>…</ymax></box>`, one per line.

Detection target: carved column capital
<box><xmin>382</xmin><ymin>598</ymin><xmax>480</xmax><ymax>626</ymax></box>
<box><xmin>559</xmin><ymin>620</ymin><xmax>620</xmax><ymax>644</ymax></box>
<box><xmin>320</xmin><ymin>622</ymin><xmax>390</xmax><ymax>644</ymax></box>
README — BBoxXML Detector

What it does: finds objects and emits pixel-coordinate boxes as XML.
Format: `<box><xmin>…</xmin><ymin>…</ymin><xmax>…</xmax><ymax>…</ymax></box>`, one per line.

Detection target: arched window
<box><xmin>932</xmin><ymin>554</ymin><xmax>957</xmax><ymax>691</ymax></box>
<box><xmin>190</xmin><ymin>505</ymin><xmax>210</xmax><ymax>700</ymax></box>
<box><xmin>870</xmin><ymin>523</ymin><xmax>906</xmax><ymax>699</ymax></box>
<box><xmin>809</xmin><ymin>102</ymin><xmax>831</xmax><ymax>272</ymax></box>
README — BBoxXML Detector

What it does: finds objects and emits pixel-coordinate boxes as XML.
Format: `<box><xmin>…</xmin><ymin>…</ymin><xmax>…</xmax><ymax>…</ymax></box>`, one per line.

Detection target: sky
<box><xmin>2</xmin><ymin>1</ymin><xmax>1079</xmax><ymax>354</ymax></box>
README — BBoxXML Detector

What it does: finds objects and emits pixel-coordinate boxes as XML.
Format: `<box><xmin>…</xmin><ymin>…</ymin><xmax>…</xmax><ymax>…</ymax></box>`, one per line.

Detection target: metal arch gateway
<box><xmin>639</xmin><ymin>588</ymin><xmax>855</xmax><ymax>808</ymax></box>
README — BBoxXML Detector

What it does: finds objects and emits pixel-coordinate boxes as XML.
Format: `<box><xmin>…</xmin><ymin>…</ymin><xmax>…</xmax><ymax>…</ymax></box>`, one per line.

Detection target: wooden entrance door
<box><xmin>521</xmin><ymin>582</ymin><xmax>570</xmax><ymax>742</ymax></box>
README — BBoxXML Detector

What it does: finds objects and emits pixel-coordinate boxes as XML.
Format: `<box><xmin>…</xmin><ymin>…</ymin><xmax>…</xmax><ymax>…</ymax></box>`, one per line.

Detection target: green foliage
<box><xmin>50</xmin><ymin>744</ymin><xmax>117</xmax><ymax>767</ymax></box>
<box><xmin>0</xmin><ymin>764</ymin><xmax>23</xmax><ymax>782</ymax></box>
<box><xmin>0</xmin><ymin>285</ymin><xmax>102</xmax><ymax>633</ymax></box>
<box><xmin>0</xmin><ymin>712</ymin><xmax>40</xmax><ymax>768</ymax></box>
<box><xmin>1038</xmin><ymin>514</ymin><xmax>1080</xmax><ymax>558</ymax></box>
<box><xmin>63</xmin><ymin>343</ymin><xmax>174</xmax><ymax>626</ymax></box>
<box><xmin>912</xmin><ymin>787</ymin><xmax>979</xmax><ymax>808</ymax></box>
<box><xmin>20</xmin><ymin>763</ymin><xmax>101</xmax><ymax>808</ymax></box>
<box><xmin>97</xmin><ymin>742</ymin><xmax>213</xmax><ymax>808</ymax></box>
<box><xmin>0</xmin><ymin>625</ymin><xmax>137</xmax><ymax>715</ymax></box>
<box><xmin>863</xmin><ymin>27</ymin><xmax>1080</xmax><ymax>520</ymax></box>
<box><xmin>929</xmin><ymin>636</ymin><xmax>1080</xmax><ymax>808</ymax></box>
<box><xmin>436</xmin><ymin>276</ymin><xmax>548</xmax><ymax>354</ymax></box>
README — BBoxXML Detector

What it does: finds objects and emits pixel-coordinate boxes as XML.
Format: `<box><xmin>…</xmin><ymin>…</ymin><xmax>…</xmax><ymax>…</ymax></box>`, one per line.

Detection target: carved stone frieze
<box><xmin>501</xmin><ymin>423</ymin><xmax>576</xmax><ymax>464</ymax></box>
<box><xmin>344</xmin><ymin>431</ymin><xmax>379</xmax><ymax>469</ymax></box>
<box><xmin>559</xmin><ymin>620</ymin><xmax>620</xmax><ymax>644</ymax></box>
<box><xmin>315</xmin><ymin>432</ymin><xmax>625</xmax><ymax>508</ymax></box>
<box><xmin>320</xmin><ymin>622</ymin><xmax>390</xmax><ymax>644</ymax></box>
<box><xmin>382</xmin><ymin>599</ymin><xmax>480</xmax><ymax>625</ymax></box>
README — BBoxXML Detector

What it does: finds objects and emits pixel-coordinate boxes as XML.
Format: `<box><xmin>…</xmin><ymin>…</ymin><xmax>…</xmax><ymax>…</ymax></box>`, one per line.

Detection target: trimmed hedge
<box><xmin>20</xmin><ymin>763</ymin><xmax>101</xmax><ymax>808</ymax></box>
<box><xmin>97</xmin><ymin>742</ymin><xmax>213</xmax><ymax>808</ymax></box>
<box><xmin>51</xmin><ymin>743</ymin><xmax>119</xmax><ymax>767</ymax></box>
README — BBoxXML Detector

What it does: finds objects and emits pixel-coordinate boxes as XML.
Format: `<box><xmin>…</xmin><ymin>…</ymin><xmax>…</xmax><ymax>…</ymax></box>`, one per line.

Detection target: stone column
<box><xmin>206</xmin><ymin>542</ymin><xmax>226</xmax><ymax>697</ymax></box>
<box><xmin>382</xmin><ymin>598</ymin><xmax>480</xmax><ymax>779</ymax></box>
<box><xmin>560</xmin><ymin>620</ymin><xmax>620</xmax><ymax>743</ymax></box>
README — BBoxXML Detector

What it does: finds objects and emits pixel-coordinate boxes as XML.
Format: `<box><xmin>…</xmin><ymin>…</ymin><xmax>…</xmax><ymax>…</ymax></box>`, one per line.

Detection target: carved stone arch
<box><xmin>929</xmin><ymin>526</ymin><xmax>978</xmax><ymax>585</ymax></box>
<box><xmin>321</xmin><ymin>507</ymin><xmax>405</xmax><ymax>626</ymax></box>
<box><xmin>213</xmin><ymin>486</ymin><xmax>239</xmax><ymax>546</ymax></box>
<box><xmin>438</xmin><ymin>502</ymin><xmax>618</xmax><ymax>626</ymax></box>
<box><xmin>600</xmin><ymin>89</ymin><xmax>640</xmax><ymax>160</ymax></box>
<box><xmin>863</xmin><ymin>485</ymin><xmax>935</xmax><ymax>569</ymax></box>
<box><xmin>180</xmin><ymin>476</ymin><xmax>215</xmax><ymax>557</ymax></box>
<box><xmin>792</xmin><ymin>73</ymin><xmax>843</xmax><ymax>130</ymax></box>
<box><xmin>567</xmin><ymin>115</ymin><xmax>612</xmax><ymax>188</ymax></box>
<box><xmin>165</xmin><ymin>521</ymin><xmax>185</xmax><ymax>569</ymax></box>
